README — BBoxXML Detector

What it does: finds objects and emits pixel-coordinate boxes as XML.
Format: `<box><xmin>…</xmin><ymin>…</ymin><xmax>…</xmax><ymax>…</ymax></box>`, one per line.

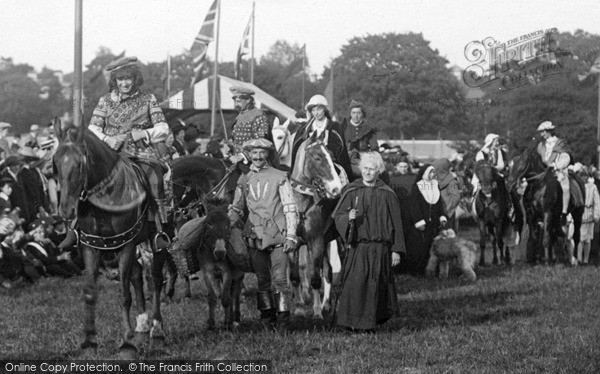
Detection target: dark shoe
<box><xmin>276</xmin><ymin>311</ymin><xmax>290</xmax><ymax>331</ymax></box>
<box><xmin>259</xmin><ymin>309</ymin><xmax>276</xmax><ymax>331</ymax></box>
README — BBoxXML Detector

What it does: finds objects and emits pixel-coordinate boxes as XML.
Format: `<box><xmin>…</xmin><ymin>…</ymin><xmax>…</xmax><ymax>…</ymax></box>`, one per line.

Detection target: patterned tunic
<box><xmin>89</xmin><ymin>90</ymin><xmax>169</xmax><ymax>158</ymax></box>
<box><xmin>231</xmin><ymin>108</ymin><xmax>271</xmax><ymax>154</ymax></box>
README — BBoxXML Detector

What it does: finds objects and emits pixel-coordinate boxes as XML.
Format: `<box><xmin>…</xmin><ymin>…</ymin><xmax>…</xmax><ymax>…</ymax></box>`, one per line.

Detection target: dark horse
<box><xmin>474</xmin><ymin>162</ymin><xmax>518</xmax><ymax>265</ymax></box>
<box><xmin>53</xmin><ymin>119</ymin><xmax>171</xmax><ymax>357</ymax></box>
<box><xmin>508</xmin><ymin>145</ymin><xmax>583</xmax><ymax>264</ymax></box>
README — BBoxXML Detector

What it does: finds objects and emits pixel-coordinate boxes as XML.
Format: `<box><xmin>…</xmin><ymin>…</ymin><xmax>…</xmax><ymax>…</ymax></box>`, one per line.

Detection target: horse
<box><xmin>508</xmin><ymin>145</ymin><xmax>583</xmax><ymax>265</ymax></box>
<box><xmin>52</xmin><ymin>119</ymin><xmax>171</xmax><ymax>357</ymax></box>
<box><xmin>473</xmin><ymin>162</ymin><xmax>514</xmax><ymax>265</ymax></box>
<box><xmin>289</xmin><ymin>130</ymin><xmax>345</xmax><ymax>318</ymax></box>
<box><xmin>271</xmin><ymin>118</ymin><xmax>296</xmax><ymax>171</ymax></box>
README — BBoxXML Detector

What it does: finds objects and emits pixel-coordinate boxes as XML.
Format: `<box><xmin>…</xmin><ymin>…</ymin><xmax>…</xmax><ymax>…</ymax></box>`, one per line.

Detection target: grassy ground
<box><xmin>1</xmin><ymin>224</ymin><xmax>600</xmax><ymax>373</ymax></box>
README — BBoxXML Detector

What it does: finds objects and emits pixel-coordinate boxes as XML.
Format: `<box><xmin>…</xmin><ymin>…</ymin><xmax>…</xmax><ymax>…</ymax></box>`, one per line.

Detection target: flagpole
<box><xmin>210</xmin><ymin>0</ymin><xmax>221</xmax><ymax>137</ymax></box>
<box><xmin>597</xmin><ymin>77</ymin><xmax>600</xmax><ymax>170</ymax></box>
<box><xmin>250</xmin><ymin>1</ymin><xmax>255</xmax><ymax>85</ymax></box>
<box><xmin>301</xmin><ymin>45</ymin><xmax>306</xmax><ymax>108</ymax></box>
<box><xmin>166</xmin><ymin>53</ymin><xmax>171</xmax><ymax>100</ymax></box>
<box><xmin>73</xmin><ymin>0</ymin><xmax>83</xmax><ymax>127</ymax></box>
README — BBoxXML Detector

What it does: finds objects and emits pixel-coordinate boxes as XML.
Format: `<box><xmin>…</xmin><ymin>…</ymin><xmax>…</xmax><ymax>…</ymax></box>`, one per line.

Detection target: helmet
<box><xmin>536</xmin><ymin>121</ymin><xmax>555</xmax><ymax>132</ymax></box>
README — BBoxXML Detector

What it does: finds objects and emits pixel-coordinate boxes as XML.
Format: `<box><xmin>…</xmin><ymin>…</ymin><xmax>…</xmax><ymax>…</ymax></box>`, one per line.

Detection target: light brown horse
<box><xmin>52</xmin><ymin>119</ymin><xmax>170</xmax><ymax>358</ymax></box>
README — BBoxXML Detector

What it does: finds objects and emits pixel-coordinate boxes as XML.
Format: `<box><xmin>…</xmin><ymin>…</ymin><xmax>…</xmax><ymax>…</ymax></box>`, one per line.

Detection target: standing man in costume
<box><xmin>343</xmin><ymin>100</ymin><xmax>379</xmax><ymax>179</ymax></box>
<box><xmin>228</xmin><ymin>86</ymin><xmax>277</xmax><ymax>167</ymax></box>
<box><xmin>333</xmin><ymin>152</ymin><xmax>403</xmax><ymax>331</ymax></box>
<box><xmin>228</xmin><ymin>138</ymin><xmax>299</xmax><ymax>329</ymax></box>
<box><xmin>89</xmin><ymin>56</ymin><xmax>170</xmax><ymax>230</ymax></box>
<box><xmin>536</xmin><ymin>121</ymin><xmax>572</xmax><ymax>225</ymax></box>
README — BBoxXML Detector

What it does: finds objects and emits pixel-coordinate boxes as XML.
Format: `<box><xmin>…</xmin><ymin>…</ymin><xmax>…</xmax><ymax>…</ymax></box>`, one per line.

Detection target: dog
<box><xmin>426</xmin><ymin>229</ymin><xmax>479</xmax><ymax>281</ymax></box>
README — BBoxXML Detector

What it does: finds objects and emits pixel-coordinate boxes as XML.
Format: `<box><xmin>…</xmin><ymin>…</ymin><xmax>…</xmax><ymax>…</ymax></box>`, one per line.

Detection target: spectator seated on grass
<box><xmin>0</xmin><ymin>211</ymin><xmax>42</xmax><ymax>287</ymax></box>
<box><xmin>24</xmin><ymin>219</ymin><xmax>81</xmax><ymax>278</ymax></box>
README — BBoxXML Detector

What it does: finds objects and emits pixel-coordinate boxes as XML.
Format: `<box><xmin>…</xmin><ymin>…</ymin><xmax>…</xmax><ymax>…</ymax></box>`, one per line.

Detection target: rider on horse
<box><xmin>343</xmin><ymin>100</ymin><xmax>379</xmax><ymax>179</ymax></box>
<box><xmin>471</xmin><ymin>133</ymin><xmax>508</xmax><ymax>195</ymax></box>
<box><xmin>227</xmin><ymin>86</ymin><xmax>278</xmax><ymax>168</ymax></box>
<box><xmin>536</xmin><ymin>121</ymin><xmax>572</xmax><ymax>225</ymax></box>
<box><xmin>228</xmin><ymin>138</ymin><xmax>299</xmax><ymax>329</ymax></box>
<box><xmin>88</xmin><ymin>56</ymin><xmax>170</xmax><ymax>232</ymax></box>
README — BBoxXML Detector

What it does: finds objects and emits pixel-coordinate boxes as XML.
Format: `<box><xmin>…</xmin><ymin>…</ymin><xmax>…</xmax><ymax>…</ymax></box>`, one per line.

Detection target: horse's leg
<box><xmin>491</xmin><ymin>229</ymin><xmax>499</xmax><ymax>265</ymax></box>
<box><xmin>81</xmin><ymin>246</ymin><xmax>100</xmax><ymax>350</ymax></box>
<box><xmin>202</xmin><ymin>267</ymin><xmax>219</xmax><ymax>329</ymax></box>
<box><xmin>309</xmin><ymin>236</ymin><xmax>326</xmax><ymax>319</ymax></box>
<box><xmin>150</xmin><ymin>248</ymin><xmax>169</xmax><ymax>341</ymax></box>
<box><xmin>164</xmin><ymin>252</ymin><xmax>178</xmax><ymax>300</ymax></box>
<box><xmin>232</xmin><ymin>272</ymin><xmax>244</xmax><ymax>326</ymax></box>
<box><xmin>131</xmin><ymin>260</ymin><xmax>150</xmax><ymax>334</ymax></box>
<box><xmin>117</xmin><ymin>243</ymin><xmax>137</xmax><ymax>357</ymax></box>
<box><xmin>478</xmin><ymin>219</ymin><xmax>487</xmax><ymax>266</ymax></box>
<box><xmin>220</xmin><ymin>264</ymin><xmax>234</xmax><ymax>329</ymax></box>
<box><xmin>299</xmin><ymin>245</ymin><xmax>310</xmax><ymax>303</ymax></box>
<box><xmin>184</xmin><ymin>277</ymin><xmax>192</xmax><ymax>298</ymax></box>
<box><xmin>288</xmin><ymin>250</ymin><xmax>305</xmax><ymax>316</ymax></box>
<box><xmin>321</xmin><ymin>240</ymin><xmax>341</xmax><ymax>314</ymax></box>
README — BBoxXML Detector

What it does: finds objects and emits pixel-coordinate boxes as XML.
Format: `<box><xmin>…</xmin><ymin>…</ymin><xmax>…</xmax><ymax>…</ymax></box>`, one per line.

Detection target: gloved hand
<box><xmin>229</xmin><ymin>153</ymin><xmax>247</xmax><ymax>164</ymax></box>
<box><xmin>391</xmin><ymin>252</ymin><xmax>401</xmax><ymax>267</ymax></box>
<box><xmin>130</xmin><ymin>129</ymin><xmax>148</xmax><ymax>142</ymax></box>
<box><xmin>105</xmin><ymin>134</ymin><xmax>127</xmax><ymax>151</ymax></box>
<box><xmin>283</xmin><ymin>238</ymin><xmax>298</xmax><ymax>253</ymax></box>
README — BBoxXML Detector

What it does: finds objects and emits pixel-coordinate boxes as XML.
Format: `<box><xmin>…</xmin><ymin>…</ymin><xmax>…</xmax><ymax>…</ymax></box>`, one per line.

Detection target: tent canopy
<box><xmin>162</xmin><ymin>75</ymin><xmax>296</xmax><ymax>122</ymax></box>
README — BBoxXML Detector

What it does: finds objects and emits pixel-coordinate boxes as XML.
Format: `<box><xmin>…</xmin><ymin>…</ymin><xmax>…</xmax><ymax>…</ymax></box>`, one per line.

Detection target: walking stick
<box><xmin>329</xmin><ymin>196</ymin><xmax>358</xmax><ymax>330</ymax></box>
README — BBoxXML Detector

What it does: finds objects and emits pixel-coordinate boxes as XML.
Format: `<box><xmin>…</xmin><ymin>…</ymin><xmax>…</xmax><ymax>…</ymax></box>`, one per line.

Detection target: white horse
<box><xmin>271</xmin><ymin>118</ymin><xmax>296</xmax><ymax>170</ymax></box>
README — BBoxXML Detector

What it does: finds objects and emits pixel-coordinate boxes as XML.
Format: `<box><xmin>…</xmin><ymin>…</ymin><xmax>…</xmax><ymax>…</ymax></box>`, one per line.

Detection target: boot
<box><xmin>155</xmin><ymin>198</ymin><xmax>169</xmax><ymax>224</ymax></box>
<box><xmin>274</xmin><ymin>291</ymin><xmax>292</xmax><ymax>331</ymax></box>
<box><xmin>257</xmin><ymin>291</ymin><xmax>276</xmax><ymax>330</ymax></box>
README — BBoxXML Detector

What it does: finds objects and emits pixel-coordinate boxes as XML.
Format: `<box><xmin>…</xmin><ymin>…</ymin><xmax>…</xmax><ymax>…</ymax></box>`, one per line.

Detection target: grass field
<box><xmin>1</xmin><ymin>225</ymin><xmax>600</xmax><ymax>373</ymax></box>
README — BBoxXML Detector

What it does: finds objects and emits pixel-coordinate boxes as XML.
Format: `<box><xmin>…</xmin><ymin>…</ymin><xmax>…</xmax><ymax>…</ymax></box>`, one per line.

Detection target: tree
<box><xmin>330</xmin><ymin>33</ymin><xmax>470</xmax><ymax>139</ymax></box>
<box><xmin>481</xmin><ymin>30</ymin><xmax>600</xmax><ymax>164</ymax></box>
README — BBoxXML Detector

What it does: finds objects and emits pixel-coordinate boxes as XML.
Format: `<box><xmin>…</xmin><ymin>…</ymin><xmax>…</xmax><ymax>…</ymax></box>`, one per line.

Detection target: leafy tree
<box><xmin>330</xmin><ymin>33</ymin><xmax>470</xmax><ymax>139</ymax></box>
<box><xmin>481</xmin><ymin>30</ymin><xmax>600</xmax><ymax>164</ymax></box>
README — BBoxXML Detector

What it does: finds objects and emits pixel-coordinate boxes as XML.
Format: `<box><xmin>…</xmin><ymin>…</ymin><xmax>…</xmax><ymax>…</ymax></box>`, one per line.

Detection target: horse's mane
<box><xmin>83</xmin><ymin>130</ymin><xmax>120</xmax><ymax>172</ymax></box>
<box><xmin>291</xmin><ymin>138</ymin><xmax>308</xmax><ymax>181</ymax></box>
<box><xmin>171</xmin><ymin>155</ymin><xmax>227</xmax><ymax>181</ymax></box>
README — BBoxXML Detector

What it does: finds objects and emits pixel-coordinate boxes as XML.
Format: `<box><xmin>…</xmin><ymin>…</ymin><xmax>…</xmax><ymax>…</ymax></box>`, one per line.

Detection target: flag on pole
<box><xmin>191</xmin><ymin>0</ymin><xmax>218</xmax><ymax>86</ymax></box>
<box><xmin>89</xmin><ymin>50</ymin><xmax>125</xmax><ymax>84</ymax></box>
<box><xmin>235</xmin><ymin>13</ymin><xmax>252</xmax><ymax>81</ymax></box>
<box><xmin>160</xmin><ymin>54</ymin><xmax>171</xmax><ymax>99</ymax></box>
<box><xmin>324</xmin><ymin>65</ymin><xmax>334</xmax><ymax>116</ymax></box>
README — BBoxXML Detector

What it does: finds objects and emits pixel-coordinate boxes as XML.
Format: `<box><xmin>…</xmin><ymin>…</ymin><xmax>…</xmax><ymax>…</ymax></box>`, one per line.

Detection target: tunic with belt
<box><xmin>89</xmin><ymin>90</ymin><xmax>169</xmax><ymax>159</ymax></box>
<box><xmin>229</xmin><ymin>164</ymin><xmax>298</xmax><ymax>249</ymax></box>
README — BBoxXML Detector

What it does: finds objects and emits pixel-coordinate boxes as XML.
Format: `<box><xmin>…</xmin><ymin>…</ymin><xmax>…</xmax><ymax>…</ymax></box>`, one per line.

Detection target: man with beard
<box><xmin>228</xmin><ymin>86</ymin><xmax>277</xmax><ymax>167</ymax></box>
<box><xmin>228</xmin><ymin>138</ymin><xmax>298</xmax><ymax>329</ymax></box>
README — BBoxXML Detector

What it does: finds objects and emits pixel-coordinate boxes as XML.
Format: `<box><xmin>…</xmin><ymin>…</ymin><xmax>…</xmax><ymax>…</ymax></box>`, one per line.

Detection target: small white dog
<box><xmin>426</xmin><ymin>229</ymin><xmax>480</xmax><ymax>281</ymax></box>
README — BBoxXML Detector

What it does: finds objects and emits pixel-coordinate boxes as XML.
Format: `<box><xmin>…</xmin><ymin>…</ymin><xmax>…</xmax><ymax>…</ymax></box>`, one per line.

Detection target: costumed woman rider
<box><xmin>471</xmin><ymin>133</ymin><xmax>508</xmax><ymax>196</ymax></box>
<box><xmin>88</xmin><ymin>56</ymin><xmax>171</xmax><ymax>245</ymax></box>
<box><xmin>536</xmin><ymin>120</ymin><xmax>582</xmax><ymax>226</ymax></box>
<box><xmin>343</xmin><ymin>100</ymin><xmax>379</xmax><ymax>180</ymax></box>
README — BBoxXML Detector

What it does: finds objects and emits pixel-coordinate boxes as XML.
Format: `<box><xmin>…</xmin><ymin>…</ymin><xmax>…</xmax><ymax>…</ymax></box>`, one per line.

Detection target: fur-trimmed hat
<box><xmin>230</xmin><ymin>85</ymin><xmax>255</xmax><ymax>98</ymax></box>
<box><xmin>537</xmin><ymin>121</ymin><xmax>555</xmax><ymax>132</ymax></box>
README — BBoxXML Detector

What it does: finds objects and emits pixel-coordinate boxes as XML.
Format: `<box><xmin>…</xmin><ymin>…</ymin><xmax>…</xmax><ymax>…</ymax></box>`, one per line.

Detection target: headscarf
<box><xmin>415</xmin><ymin>164</ymin><xmax>440</xmax><ymax>204</ymax></box>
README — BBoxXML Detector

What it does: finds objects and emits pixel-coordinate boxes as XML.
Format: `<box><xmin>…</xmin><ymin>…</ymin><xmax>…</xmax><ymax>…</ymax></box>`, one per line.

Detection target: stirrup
<box><xmin>153</xmin><ymin>232</ymin><xmax>171</xmax><ymax>251</ymax></box>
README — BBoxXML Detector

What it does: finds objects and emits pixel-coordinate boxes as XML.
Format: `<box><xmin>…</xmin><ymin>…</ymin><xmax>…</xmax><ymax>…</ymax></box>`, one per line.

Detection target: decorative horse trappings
<box><xmin>52</xmin><ymin>119</ymin><xmax>171</xmax><ymax>357</ymax></box>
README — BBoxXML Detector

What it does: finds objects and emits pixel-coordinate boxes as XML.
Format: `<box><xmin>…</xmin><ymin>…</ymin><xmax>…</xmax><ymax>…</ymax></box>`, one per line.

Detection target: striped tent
<box><xmin>163</xmin><ymin>75</ymin><xmax>296</xmax><ymax>122</ymax></box>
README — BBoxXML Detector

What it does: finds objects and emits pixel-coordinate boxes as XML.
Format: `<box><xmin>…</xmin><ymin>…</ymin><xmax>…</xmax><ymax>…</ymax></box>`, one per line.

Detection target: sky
<box><xmin>1</xmin><ymin>0</ymin><xmax>600</xmax><ymax>77</ymax></box>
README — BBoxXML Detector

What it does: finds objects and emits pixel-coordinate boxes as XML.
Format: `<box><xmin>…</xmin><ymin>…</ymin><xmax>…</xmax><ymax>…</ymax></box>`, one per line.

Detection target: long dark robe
<box><xmin>401</xmin><ymin>168</ymin><xmax>446</xmax><ymax>275</ymax></box>
<box><xmin>333</xmin><ymin>178</ymin><xmax>405</xmax><ymax>330</ymax></box>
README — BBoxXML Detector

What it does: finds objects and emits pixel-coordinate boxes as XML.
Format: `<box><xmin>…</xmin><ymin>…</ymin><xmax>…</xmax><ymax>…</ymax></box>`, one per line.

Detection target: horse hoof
<box><xmin>293</xmin><ymin>308</ymin><xmax>306</xmax><ymax>317</ymax></box>
<box><xmin>150</xmin><ymin>320</ymin><xmax>165</xmax><ymax>340</ymax></box>
<box><xmin>80</xmin><ymin>340</ymin><xmax>98</xmax><ymax>350</ymax></box>
<box><xmin>118</xmin><ymin>345</ymin><xmax>137</xmax><ymax>360</ymax></box>
<box><xmin>135</xmin><ymin>313</ymin><xmax>151</xmax><ymax>333</ymax></box>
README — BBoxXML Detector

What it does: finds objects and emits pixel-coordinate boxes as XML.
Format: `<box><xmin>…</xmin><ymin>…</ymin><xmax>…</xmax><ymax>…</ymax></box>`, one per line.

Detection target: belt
<box><xmin>358</xmin><ymin>239</ymin><xmax>391</xmax><ymax>245</ymax></box>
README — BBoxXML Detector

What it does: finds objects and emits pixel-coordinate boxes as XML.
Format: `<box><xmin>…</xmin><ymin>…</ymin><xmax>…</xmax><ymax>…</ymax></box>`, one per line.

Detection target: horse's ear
<box><xmin>282</xmin><ymin>118</ymin><xmax>291</xmax><ymax>129</ymax></box>
<box><xmin>53</xmin><ymin>117</ymin><xmax>63</xmax><ymax>140</ymax></box>
<box><xmin>272</xmin><ymin>117</ymin><xmax>280</xmax><ymax>128</ymax></box>
<box><xmin>76</xmin><ymin>121</ymin><xmax>85</xmax><ymax>143</ymax></box>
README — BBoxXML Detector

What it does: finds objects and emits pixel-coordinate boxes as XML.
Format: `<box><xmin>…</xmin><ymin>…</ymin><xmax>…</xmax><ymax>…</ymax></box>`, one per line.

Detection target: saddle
<box><xmin>568</xmin><ymin>171</ymin><xmax>585</xmax><ymax>208</ymax></box>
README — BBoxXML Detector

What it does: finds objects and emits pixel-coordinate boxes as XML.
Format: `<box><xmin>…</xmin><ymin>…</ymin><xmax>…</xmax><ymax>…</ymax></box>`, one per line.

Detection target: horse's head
<box><xmin>294</xmin><ymin>131</ymin><xmax>343</xmax><ymax>198</ymax></box>
<box><xmin>475</xmin><ymin>162</ymin><xmax>497</xmax><ymax>198</ymax></box>
<box><xmin>52</xmin><ymin>118</ymin><xmax>86</xmax><ymax>220</ymax></box>
<box><xmin>508</xmin><ymin>144</ymin><xmax>545</xmax><ymax>190</ymax></box>
<box><xmin>272</xmin><ymin>125</ymin><xmax>290</xmax><ymax>157</ymax></box>
<box><xmin>200</xmin><ymin>197</ymin><xmax>231</xmax><ymax>261</ymax></box>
